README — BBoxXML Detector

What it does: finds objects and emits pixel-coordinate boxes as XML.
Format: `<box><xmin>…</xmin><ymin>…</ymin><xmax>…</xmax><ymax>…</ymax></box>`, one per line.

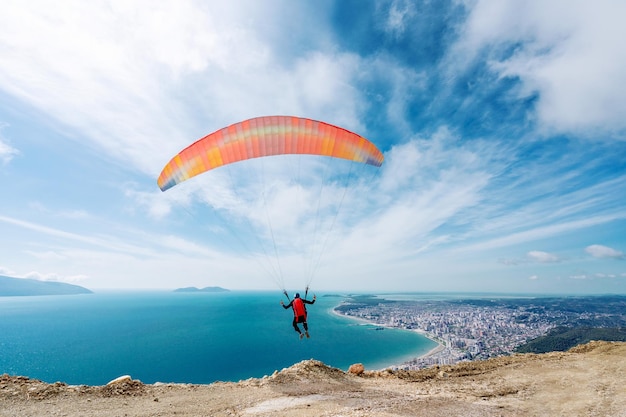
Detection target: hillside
<box><xmin>1</xmin><ymin>341</ymin><xmax>624</xmax><ymax>416</ymax></box>
<box><xmin>517</xmin><ymin>326</ymin><xmax>626</xmax><ymax>353</ymax></box>
<box><xmin>0</xmin><ymin>275</ymin><xmax>92</xmax><ymax>296</ymax></box>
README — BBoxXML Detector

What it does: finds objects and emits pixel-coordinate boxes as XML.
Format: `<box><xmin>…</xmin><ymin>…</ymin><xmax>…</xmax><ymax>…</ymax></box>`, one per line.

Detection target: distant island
<box><xmin>0</xmin><ymin>275</ymin><xmax>93</xmax><ymax>296</ymax></box>
<box><xmin>173</xmin><ymin>286</ymin><xmax>230</xmax><ymax>293</ymax></box>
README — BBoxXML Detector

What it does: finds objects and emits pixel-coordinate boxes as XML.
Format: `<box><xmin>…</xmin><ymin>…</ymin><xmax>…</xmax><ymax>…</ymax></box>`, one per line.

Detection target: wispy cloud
<box><xmin>0</xmin><ymin>214</ymin><xmax>219</xmax><ymax>259</ymax></box>
<box><xmin>381</xmin><ymin>0</ymin><xmax>416</xmax><ymax>39</ymax></box>
<box><xmin>27</xmin><ymin>202</ymin><xmax>91</xmax><ymax>220</ymax></box>
<box><xmin>460</xmin><ymin>214</ymin><xmax>625</xmax><ymax>254</ymax></box>
<box><xmin>569</xmin><ymin>271</ymin><xmax>625</xmax><ymax>280</ymax></box>
<box><xmin>0</xmin><ymin>123</ymin><xmax>19</xmax><ymax>164</ymax></box>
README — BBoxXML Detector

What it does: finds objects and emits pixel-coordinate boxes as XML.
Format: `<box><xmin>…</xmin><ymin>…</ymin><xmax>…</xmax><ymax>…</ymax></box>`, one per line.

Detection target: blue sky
<box><xmin>1</xmin><ymin>0</ymin><xmax>625</xmax><ymax>293</ymax></box>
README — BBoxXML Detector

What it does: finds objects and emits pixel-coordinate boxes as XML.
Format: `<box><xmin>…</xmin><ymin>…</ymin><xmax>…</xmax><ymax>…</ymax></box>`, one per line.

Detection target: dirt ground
<box><xmin>1</xmin><ymin>341</ymin><xmax>625</xmax><ymax>417</ymax></box>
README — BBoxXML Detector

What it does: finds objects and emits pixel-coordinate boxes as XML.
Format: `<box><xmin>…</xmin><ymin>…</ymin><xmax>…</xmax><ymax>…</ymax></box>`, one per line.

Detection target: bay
<box><xmin>0</xmin><ymin>291</ymin><xmax>436</xmax><ymax>385</ymax></box>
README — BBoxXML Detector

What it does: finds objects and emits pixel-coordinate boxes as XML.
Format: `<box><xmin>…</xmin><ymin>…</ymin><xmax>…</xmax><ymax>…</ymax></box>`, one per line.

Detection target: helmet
<box><xmin>294</xmin><ymin>293</ymin><xmax>300</xmax><ymax>298</ymax></box>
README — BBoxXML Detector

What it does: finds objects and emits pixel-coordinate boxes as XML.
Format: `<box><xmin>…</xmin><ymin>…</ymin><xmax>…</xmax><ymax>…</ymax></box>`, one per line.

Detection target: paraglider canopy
<box><xmin>157</xmin><ymin>116</ymin><xmax>383</xmax><ymax>192</ymax></box>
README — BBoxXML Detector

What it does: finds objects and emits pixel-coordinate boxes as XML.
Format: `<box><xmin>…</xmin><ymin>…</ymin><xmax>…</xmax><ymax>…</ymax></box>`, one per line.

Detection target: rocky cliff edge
<box><xmin>1</xmin><ymin>341</ymin><xmax>624</xmax><ymax>416</ymax></box>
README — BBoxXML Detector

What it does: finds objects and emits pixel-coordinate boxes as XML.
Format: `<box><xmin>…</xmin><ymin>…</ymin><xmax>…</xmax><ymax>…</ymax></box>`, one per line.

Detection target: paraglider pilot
<box><xmin>281</xmin><ymin>292</ymin><xmax>316</xmax><ymax>339</ymax></box>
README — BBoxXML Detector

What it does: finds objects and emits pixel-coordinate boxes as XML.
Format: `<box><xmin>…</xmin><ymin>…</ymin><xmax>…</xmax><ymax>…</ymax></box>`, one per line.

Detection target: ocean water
<box><xmin>0</xmin><ymin>291</ymin><xmax>436</xmax><ymax>385</ymax></box>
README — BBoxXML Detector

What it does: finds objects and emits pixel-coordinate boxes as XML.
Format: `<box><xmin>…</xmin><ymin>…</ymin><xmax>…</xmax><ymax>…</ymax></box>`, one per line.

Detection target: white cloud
<box><xmin>0</xmin><ymin>139</ymin><xmax>18</xmax><ymax>164</ymax></box>
<box><xmin>528</xmin><ymin>275</ymin><xmax>538</xmax><ymax>280</ymax></box>
<box><xmin>382</xmin><ymin>0</ymin><xmax>416</xmax><ymax>38</ymax></box>
<box><xmin>0</xmin><ymin>266</ymin><xmax>86</xmax><ymax>283</ymax></box>
<box><xmin>594</xmin><ymin>273</ymin><xmax>617</xmax><ymax>279</ymax></box>
<box><xmin>570</xmin><ymin>274</ymin><xmax>588</xmax><ymax>280</ymax></box>
<box><xmin>0</xmin><ymin>124</ymin><xmax>19</xmax><ymax>164</ymax></box>
<box><xmin>585</xmin><ymin>244</ymin><xmax>624</xmax><ymax>259</ymax></box>
<box><xmin>0</xmin><ymin>266</ymin><xmax>17</xmax><ymax>276</ymax></box>
<box><xmin>527</xmin><ymin>250</ymin><xmax>560</xmax><ymax>263</ymax></box>
<box><xmin>24</xmin><ymin>271</ymin><xmax>88</xmax><ymax>283</ymax></box>
<box><xmin>125</xmin><ymin>186</ymin><xmax>185</xmax><ymax>220</ymax></box>
<box><xmin>459</xmin><ymin>0</ymin><xmax>626</xmax><ymax>137</ymax></box>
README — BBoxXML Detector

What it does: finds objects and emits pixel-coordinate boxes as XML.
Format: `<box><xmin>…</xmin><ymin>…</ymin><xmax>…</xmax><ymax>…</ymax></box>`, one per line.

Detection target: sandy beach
<box><xmin>413</xmin><ymin>335</ymin><xmax>445</xmax><ymax>357</ymax></box>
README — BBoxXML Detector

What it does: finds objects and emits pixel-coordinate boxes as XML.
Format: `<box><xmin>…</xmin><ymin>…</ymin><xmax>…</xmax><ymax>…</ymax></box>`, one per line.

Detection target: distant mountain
<box><xmin>0</xmin><ymin>275</ymin><xmax>93</xmax><ymax>296</ymax></box>
<box><xmin>173</xmin><ymin>286</ymin><xmax>230</xmax><ymax>293</ymax></box>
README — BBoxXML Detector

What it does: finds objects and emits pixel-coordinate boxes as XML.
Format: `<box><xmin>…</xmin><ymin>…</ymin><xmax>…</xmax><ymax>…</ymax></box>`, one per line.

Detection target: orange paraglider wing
<box><xmin>157</xmin><ymin>116</ymin><xmax>384</xmax><ymax>191</ymax></box>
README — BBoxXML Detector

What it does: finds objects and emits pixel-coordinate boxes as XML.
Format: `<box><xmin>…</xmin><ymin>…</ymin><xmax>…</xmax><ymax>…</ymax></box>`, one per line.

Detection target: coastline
<box><xmin>409</xmin><ymin>328</ymin><xmax>446</xmax><ymax>358</ymax></box>
<box><xmin>330</xmin><ymin>304</ymin><xmax>444</xmax><ymax>367</ymax></box>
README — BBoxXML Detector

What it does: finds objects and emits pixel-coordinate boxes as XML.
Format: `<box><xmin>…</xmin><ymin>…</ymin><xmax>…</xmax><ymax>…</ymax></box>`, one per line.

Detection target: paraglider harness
<box><xmin>283</xmin><ymin>287</ymin><xmax>313</xmax><ymax>323</ymax></box>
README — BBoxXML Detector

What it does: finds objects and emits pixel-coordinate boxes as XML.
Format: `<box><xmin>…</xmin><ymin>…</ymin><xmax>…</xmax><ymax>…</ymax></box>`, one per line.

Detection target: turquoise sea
<box><xmin>0</xmin><ymin>291</ymin><xmax>436</xmax><ymax>385</ymax></box>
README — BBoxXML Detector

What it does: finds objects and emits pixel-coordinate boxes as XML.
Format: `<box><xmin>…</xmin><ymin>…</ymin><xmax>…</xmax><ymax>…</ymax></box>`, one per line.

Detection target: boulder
<box><xmin>348</xmin><ymin>363</ymin><xmax>364</xmax><ymax>376</ymax></box>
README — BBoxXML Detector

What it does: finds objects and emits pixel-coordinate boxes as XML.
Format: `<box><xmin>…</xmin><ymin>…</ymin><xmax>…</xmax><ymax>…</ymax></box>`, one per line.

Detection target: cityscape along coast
<box><xmin>333</xmin><ymin>294</ymin><xmax>626</xmax><ymax>370</ymax></box>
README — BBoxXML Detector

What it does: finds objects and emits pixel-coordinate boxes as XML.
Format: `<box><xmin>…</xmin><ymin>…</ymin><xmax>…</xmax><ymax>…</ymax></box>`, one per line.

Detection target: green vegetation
<box><xmin>516</xmin><ymin>327</ymin><xmax>626</xmax><ymax>354</ymax></box>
